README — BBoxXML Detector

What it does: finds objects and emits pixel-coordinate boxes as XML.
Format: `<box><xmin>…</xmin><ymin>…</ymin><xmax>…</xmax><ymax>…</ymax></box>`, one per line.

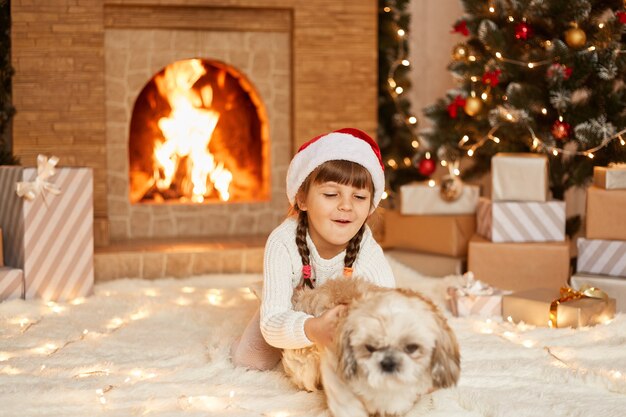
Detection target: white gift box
<box><xmin>577</xmin><ymin>238</ymin><xmax>626</xmax><ymax>278</ymax></box>
<box><xmin>476</xmin><ymin>198</ymin><xmax>566</xmax><ymax>242</ymax></box>
<box><xmin>571</xmin><ymin>273</ymin><xmax>626</xmax><ymax>313</ymax></box>
<box><xmin>400</xmin><ymin>181</ymin><xmax>479</xmax><ymax>215</ymax></box>
<box><xmin>492</xmin><ymin>153</ymin><xmax>549</xmax><ymax>202</ymax></box>
<box><xmin>0</xmin><ymin>157</ymin><xmax>94</xmax><ymax>302</ymax></box>
<box><xmin>593</xmin><ymin>165</ymin><xmax>626</xmax><ymax>190</ymax></box>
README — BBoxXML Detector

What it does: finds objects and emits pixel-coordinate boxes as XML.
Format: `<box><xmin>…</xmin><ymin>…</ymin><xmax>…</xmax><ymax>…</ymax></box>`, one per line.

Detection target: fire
<box><xmin>152</xmin><ymin>59</ymin><xmax>232</xmax><ymax>202</ymax></box>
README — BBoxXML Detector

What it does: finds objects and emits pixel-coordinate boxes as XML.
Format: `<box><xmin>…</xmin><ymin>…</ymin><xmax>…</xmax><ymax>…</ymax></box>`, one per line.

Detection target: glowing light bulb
<box><xmin>492</xmin><ymin>136</ymin><xmax>501</xmax><ymax>143</ymax></box>
<box><xmin>428</xmin><ymin>179</ymin><xmax>436</xmax><ymax>187</ymax></box>
<box><xmin>552</xmin><ymin>149</ymin><xmax>559</xmax><ymax>156</ymax></box>
<box><xmin>587</xmin><ymin>153</ymin><xmax>594</xmax><ymax>159</ymax></box>
<box><xmin>408</xmin><ymin>116</ymin><xmax>417</xmax><ymax>124</ymax></box>
<box><xmin>489</xmin><ymin>6</ymin><xmax>495</xmax><ymax>13</ymax></box>
<box><xmin>541</xmin><ymin>108</ymin><xmax>547</xmax><ymax>115</ymax></box>
<box><xmin>395</xmin><ymin>86</ymin><xmax>403</xmax><ymax>94</ymax></box>
<box><xmin>467</xmin><ymin>149</ymin><xmax>475</xmax><ymax>157</ymax></box>
<box><xmin>402</xmin><ymin>59</ymin><xmax>410</xmax><ymax>66</ymax></box>
<box><xmin>411</xmin><ymin>140</ymin><xmax>419</xmax><ymax>148</ymax></box>
<box><xmin>381</xmin><ymin>191</ymin><xmax>389</xmax><ymax>200</ymax></box>
<box><xmin>528</xmin><ymin>63</ymin><xmax>534</xmax><ymax>68</ymax></box>
<box><xmin>397</xmin><ymin>29</ymin><xmax>405</xmax><ymax>37</ymax></box>
<box><xmin>495</xmin><ymin>52</ymin><xmax>502</xmax><ymax>59</ymax></box>
<box><xmin>460</xmin><ymin>135</ymin><xmax>469</xmax><ymax>144</ymax></box>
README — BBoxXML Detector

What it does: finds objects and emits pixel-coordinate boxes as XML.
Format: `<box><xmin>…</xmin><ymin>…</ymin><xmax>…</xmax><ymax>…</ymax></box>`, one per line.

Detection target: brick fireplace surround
<box><xmin>10</xmin><ymin>0</ymin><xmax>378</xmax><ymax>280</ymax></box>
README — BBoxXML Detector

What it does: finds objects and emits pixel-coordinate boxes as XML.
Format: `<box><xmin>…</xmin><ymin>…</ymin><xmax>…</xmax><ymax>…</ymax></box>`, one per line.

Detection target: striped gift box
<box><xmin>447</xmin><ymin>287</ymin><xmax>509</xmax><ymax>317</ymax></box>
<box><xmin>476</xmin><ymin>198</ymin><xmax>565</xmax><ymax>242</ymax></box>
<box><xmin>0</xmin><ymin>267</ymin><xmax>24</xmax><ymax>301</ymax></box>
<box><xmin>0</xmin><ymin>165</ymin><xmax>94</xmax><ymax>301</ymax></box>
<box><xmin>577</xmin><ymin>238</ymin><xmax>626</xmax><ymax>277</ymax></box>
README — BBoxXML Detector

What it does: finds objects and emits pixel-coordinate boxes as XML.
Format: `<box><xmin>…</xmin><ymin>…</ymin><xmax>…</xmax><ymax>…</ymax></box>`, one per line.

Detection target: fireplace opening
<box><xmin>128</xmin><ymin>58</ymin><xmax>268</xmax><ymax>204</ymax></box>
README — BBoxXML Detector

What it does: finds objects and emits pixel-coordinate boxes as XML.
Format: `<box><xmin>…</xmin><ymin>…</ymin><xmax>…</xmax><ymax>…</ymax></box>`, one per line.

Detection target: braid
<box><xmin>343</xmin><ymin>225</ymin><xmax>365</xmax><ymax>269</ymax></box>
<box><xmin>295</xmin><ymin>211</ymin><xmax>314</xmax><ymax>287</ymax></box>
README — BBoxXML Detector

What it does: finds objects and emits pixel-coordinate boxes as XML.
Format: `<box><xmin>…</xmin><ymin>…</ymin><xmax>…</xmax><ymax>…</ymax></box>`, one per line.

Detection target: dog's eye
<box><xmin>365</xmin><ymin>344</ymin><xmax>377</xmax><ymax>353</ymax></box>
<box><xmin>405</xmin><ymin>343</ymin><xmax>420</xmax><ymax>354</ymax></box>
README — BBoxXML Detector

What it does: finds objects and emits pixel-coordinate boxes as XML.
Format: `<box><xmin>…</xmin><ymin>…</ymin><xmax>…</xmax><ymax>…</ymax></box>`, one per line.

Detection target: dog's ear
<box><xmin>430</xmin><ymin>315</ymin><xmax>461</xmax><ymax>389</ymax></box>
<box><xmin>337</xmin><ymin>327</ymin><xmax>357</xmax><ymax>380</ymax></box>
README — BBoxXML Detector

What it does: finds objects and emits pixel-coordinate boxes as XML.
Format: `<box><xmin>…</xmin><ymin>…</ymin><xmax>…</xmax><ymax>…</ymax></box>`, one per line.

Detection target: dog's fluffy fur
<box><xmin>282</xmin><ymin>278</ymin><xmax>460</xmax><ymax>417</ymax></box>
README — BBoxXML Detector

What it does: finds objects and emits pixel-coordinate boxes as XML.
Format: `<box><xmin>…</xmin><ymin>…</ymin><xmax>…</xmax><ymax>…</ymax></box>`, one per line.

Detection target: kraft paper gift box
<box><xmin>447</xmin><ymin>272</ymin><xmax>511</xmax><ymax>317</ymax></box>
<box><xmin>501</xmin><ymin>287</ymin><xmax>616</xmax><ymax>328</ymax></box>
<box><xmin>577</xmin><ymin>238</ymin><xmax>626</xmax><ymax>277</ymax></box>
<box><xmin>476</xmin><ymin>197</ymin><xmax>565</xmax><ymax>243</ymax></box>
<box><xmin>382</xmin><ymin>209</ymin><xmax>476</xmax><ymax>257</ymax></box>
<box><xmin>387</xmin><ymin>249</ymin><xmax>465</xmax><ymax>277</ymax></box>
<box><xmin>467</xmin><ymin>235</ymin><xmax>570</xmax><ymax>292</ymax></box>
<box><xmin>0</xmin><ymin>156</ymin><xmax>94</xmax><ymax>302</ymax></box>
<box><xmin>400</xmin><ymin>181</ymin><xmax>480</xmax><ymax>215</ymax></box>
<box><xmin>0</xmin><ymin>267</ymin><xmax>24</xmax><ymax>302</ymax></box>
<box><xmin>586</xmin><ymin>186</ymin><xmax>626</xmax><ymax>240</ymax></box>
<box><xmin>491</xmin><ymin>153</ymin><xmax>549</xmax><ymax>202</ymax></box>
<box><xmin>571</xmin><ymin>273</ymin><xmax>626</xmax><ymax>313</ymax></box>
<box><xmin>593</xmin><ymin>164</ymin><xmax>626</xmax><ymax>190</ymax></box>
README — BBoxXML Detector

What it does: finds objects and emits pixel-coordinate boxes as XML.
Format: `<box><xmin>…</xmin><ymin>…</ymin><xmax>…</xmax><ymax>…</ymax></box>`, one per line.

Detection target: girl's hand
<box><xmin>304</xmin><ymin>304</ymin><xmax>347</xmax><ymax>349</ymax></box>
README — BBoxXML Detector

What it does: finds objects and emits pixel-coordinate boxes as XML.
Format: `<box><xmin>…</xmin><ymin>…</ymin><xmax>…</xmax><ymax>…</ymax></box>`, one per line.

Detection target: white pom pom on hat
<box><xmin>286</xmin><ymin>128</ymin><xmax>385</xmax><ymax>209</ymax></box>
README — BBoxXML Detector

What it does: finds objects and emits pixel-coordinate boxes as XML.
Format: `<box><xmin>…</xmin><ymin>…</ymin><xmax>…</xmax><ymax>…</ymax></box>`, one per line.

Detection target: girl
<box><xmin>231</xmin><ymin>128</ymin><xmax>396</xmax><ymax>370</ymax></box>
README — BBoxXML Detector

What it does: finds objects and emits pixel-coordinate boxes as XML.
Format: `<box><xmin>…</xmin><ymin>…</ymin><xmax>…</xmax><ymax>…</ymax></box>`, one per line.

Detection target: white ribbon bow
<box><xmin>16</xmin><ymin>154</ymin><xmax>62</xmax><ymax>201</ymax></box>
<box><xmin>457</xmin><ymin>271</ymin><xmax>495</xmax><ymax>296</ymax></box>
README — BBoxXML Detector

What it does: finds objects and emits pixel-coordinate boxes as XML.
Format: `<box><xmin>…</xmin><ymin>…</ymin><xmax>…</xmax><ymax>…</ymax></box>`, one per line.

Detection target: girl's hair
<box><xmin>292</xmin><ymin>160</ymin><xmax>374</xmax><ymax>287</ymax></box>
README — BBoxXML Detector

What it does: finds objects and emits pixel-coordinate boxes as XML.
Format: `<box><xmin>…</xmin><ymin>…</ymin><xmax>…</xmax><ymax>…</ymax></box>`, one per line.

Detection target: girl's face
<box><xmin>298</xmin><ymin>181</ymin><xmax>372</xmax><ymax>259</ymax></box>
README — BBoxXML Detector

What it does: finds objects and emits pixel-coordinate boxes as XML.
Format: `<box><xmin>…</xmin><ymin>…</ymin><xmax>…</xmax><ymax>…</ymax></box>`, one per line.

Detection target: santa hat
<box><xmin>286</xmin><ymin>128</ymin><xmax>385</xmax><ymax>209</ymax></box>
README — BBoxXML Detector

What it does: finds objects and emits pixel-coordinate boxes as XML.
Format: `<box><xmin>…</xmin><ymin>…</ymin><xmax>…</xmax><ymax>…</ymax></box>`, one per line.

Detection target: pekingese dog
<box><xmin>282</xmin><ymin>278</ymin><xmax>460</xmax><ymax>417</ymax></box>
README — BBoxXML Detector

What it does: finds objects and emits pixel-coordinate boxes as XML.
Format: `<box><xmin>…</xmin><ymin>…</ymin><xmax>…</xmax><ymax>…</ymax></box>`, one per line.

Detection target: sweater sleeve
<box><xmin>259</xmin><ymin>229</ymin><xmax>315</xmax><ymax>349</ymax></box>
<box><xmin>356</xmin><ymin>229</ymin><xmax>396</xmax><ymax>289</ymax></box>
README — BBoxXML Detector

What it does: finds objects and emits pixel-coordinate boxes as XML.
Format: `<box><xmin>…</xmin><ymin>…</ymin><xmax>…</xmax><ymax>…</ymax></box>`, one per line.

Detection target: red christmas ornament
<box><xmin>418</xmin><ymin>157</ymin><xmax>436</xmax><ymax>177</ymax></box>
<box><xmin>616</xmin><ymin>11</ymin><xmax>626</xmax><ymax>24</ymax></box>
<box><xmin>482</xmin><ymin>69</ymin><xmax>502</xmax><ymax>87</ymax></box>
<box><xmin>447</xmin><ymin>95</ymin><xmax>467</xmax><ymax>118</ymax></box>
<box><xmin>551</xmin><ymin>120</ymin><xmax>571</xmax><ymax>140</ymax></box>
<box><xmin>451</xmin><ymin>20</ymin><xmax>470</xmax><ymax>36</ymax></box>
<box><xmin>515</xmin><ymin>22</ymin><xmax>533</xmax><ymax>40</ymax></box>
<box><xmin>547</xmin><ymin>63</ymin><xmax>573</xmax><ymax>81</ymax></box>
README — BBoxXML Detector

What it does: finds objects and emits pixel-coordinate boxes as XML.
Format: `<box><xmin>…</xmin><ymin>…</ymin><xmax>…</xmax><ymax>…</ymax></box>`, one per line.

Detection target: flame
<box><xmin>152</xmin><ymin>59</ymin><xmax>232</xmax><ymax>202</ymax></box>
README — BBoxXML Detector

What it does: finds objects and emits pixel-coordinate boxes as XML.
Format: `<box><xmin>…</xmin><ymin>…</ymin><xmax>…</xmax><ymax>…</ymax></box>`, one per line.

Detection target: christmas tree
<box><xmin>1</xmin><ymin>0</ymin><xmax>18</xmax><ymax>165</ymax></box>
<box><xmin>378</xmin><ymin>0</ymin><xmax>433</xmax><ymax>195</ymax></box>
<box><xmin>423</xmin><ymin>0</ymin><xmax>626</xmax><ymax>201</ymax></box>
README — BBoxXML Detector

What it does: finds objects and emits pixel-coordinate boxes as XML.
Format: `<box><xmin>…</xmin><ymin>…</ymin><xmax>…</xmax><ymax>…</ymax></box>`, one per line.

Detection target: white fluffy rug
<box><xmin>1</xmin><ymin>259</ymin><xmax>625</xmax><ymax>417</ymax></box>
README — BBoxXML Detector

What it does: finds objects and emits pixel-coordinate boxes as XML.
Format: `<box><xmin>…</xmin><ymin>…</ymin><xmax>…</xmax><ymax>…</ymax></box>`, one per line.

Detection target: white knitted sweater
<box><xmin>260</xmin><ymin>217</ymin><xmax>396</xmax><ymax>349</ymax></box>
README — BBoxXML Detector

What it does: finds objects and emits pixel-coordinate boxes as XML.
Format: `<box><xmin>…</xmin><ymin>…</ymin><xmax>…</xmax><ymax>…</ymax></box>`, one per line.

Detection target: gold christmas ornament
<box><xmin>440</xmin><ymin>175</ymin><xmax>463</xmax><ymax>202</ymax></box>
<box><xmin>452</xmin><ymin>43</ymin><xmax>468</xmax><ymax>61</ymax></box>
<box><xmin>564</xmin><ymin>25</ymin><xmax>586</xmax><ymax>49</ymax></box>
<box><xmin>464</xmin><ymin>96</ymin><xmax>483</xmax><ymax>116</ymax></box>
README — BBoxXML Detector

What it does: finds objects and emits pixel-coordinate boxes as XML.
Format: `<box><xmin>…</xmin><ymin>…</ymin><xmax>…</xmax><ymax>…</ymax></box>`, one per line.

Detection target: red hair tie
<box><xmin>343</xmin><ymin>267</ymin><xmax>353</xmax><ymax>278</ymax></box>
<box><xmin>302</xmin><ymin>265</ymin><xmax>315</xmax><ymax>289</ymax></box>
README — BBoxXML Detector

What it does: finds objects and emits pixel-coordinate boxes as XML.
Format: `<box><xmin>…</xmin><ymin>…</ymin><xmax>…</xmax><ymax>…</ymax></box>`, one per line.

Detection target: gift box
<box><xmin>586</xmin><ymin>186</ymin><xmax>626</xmax><ymax>240</ymax></box>
<box><xmin>387</xmin><ymin>249</ymin><xmax>465</xmax><ymax>277</ymax></box>
<box><xmin>467</xmin><ymin>235</ymin><xmax>570</xmax><ymax>292</ymax></box>
<box><xmin>593</xmin><ymin>165</ymin><xmax>626</xmax><ymax>190</ymax></box>
<box><xmin>447</xmin><ymin>273</ymin><xmax>511</xmax><ymax>317</ymax></box>
<box><xmin>400</xmin><ymin>181</ymin><xmax>480</xmax><ymax>215</ymax></box>
<box><xmin>0</xmin><ymin>156</ymin><xmax>94</xmax><ymax>302</ymax></box>
<box><xmin>382</xmin><ymin>209</ymin><xmax>475</xmax><ymax>257</ymax></box>
<box><xmin>0</xmin><ymin>267</ymin><xmax>24</xmax><ymax>301</ymax></box>
<box><xmin>570</xmin><ymin>273</ymin><xmax>626</xmax><ymax>313</ymax></box>
<box><xmin>476</xmin><ymin>198</ymin><xmax>565</xmax><ymax>242</ymax></box>
<box><xmin>577</xmin><ymin>238</ymin><xmax>626</xmax><ymax>277</ymax></box>
<box><xmin>502</xmin><ymin>287</ymin><xmax>616</xmax><ymax>328</ymax></box>
<box><xmin>491</xmin><ymin>153</ymin><xmax>549</xmax><ymax>202</ymax></box>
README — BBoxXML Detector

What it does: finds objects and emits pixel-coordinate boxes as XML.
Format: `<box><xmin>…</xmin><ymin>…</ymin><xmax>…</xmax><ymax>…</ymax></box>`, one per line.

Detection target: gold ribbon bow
<box><xmin>16</xmin><ymin>154</ymin><xmax>62</xmax><ymax>202</ymax></box>
<box><xmin>549</xmin><ymin>285</ymin><xmax>608</xmax><ymax>328</ymax></box>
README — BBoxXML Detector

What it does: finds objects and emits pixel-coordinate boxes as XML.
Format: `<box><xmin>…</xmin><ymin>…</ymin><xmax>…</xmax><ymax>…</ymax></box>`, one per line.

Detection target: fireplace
<box><xmin>128</xmin><ymin>58</ymin><xmax>268</xmax><ymax>204</ymax></box>
<box><xmin>105</xmin><ymin>24</ymin><xmax>290</xmax><ymax>240</ymax></box>
<box><xmin>10</xmin><ymin>1</ymin><xmax>378</xmax><ymax>248</ymax></box>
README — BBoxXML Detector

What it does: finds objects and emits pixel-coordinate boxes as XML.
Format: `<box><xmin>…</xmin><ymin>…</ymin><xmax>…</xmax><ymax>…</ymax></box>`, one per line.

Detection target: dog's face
<box><xmin>337</xmin><ymin>289</ymin><xmax>460</xmax><ymax>392</ymax></box>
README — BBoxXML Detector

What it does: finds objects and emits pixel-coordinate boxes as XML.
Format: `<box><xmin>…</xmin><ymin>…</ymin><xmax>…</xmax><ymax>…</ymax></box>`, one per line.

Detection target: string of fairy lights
<box><xmin>383</xmin><ymin>0</ymin><xmax>626</xmax><ymax>177</ymax></box>
<box><xmin>2</xmin><ymin>286</ymin><xmax>625</xmax><ymax>413</ymax></box>
<box><xmin>382</xmin><ymin>3</ymin><xmax>423</xmax><ymax>173</ymax></box>
<box><xmin>1</xmin><ymin>286</ymin><xmax>306</xmax><ymax>416</ymax></box>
